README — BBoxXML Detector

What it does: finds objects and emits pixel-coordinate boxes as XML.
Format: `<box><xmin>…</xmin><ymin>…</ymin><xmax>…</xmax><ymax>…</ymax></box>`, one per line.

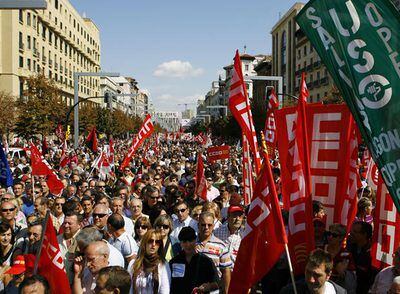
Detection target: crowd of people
<box><xmin>0</xmin><ymin>136</ymin><xmax>397</xmax><ymax>294</ymax></box>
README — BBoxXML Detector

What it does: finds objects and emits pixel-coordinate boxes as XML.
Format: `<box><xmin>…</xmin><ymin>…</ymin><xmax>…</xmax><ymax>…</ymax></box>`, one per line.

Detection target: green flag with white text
<box><xmin>296</xmin><ymin>0</ymin><xmax>400</xmax><ymax>210</ymax></box>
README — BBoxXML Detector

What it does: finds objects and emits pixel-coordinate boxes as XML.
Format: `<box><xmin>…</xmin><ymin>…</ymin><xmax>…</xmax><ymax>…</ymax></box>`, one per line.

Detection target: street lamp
<box><xmin>73</xmin><ymin>72</ymin><xmax>119</xmax><ymax>148</ymax></box>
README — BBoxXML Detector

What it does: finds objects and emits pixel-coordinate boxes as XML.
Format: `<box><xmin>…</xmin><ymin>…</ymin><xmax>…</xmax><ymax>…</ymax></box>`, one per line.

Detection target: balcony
<box><xmin>60</xmin><ymin>65</ymin><xmax>63</xmax><ymax>73</ymax></box>
<box><xmin>42</xmin><ymin>56</ymin><xmax>47</xmax><ymax>64</ymax></box>
<box><xmin>55</xmin><ymin>63</ymin><xmax>58</xmax><ymax>71</ymax></box>
<box><xmin>33</xmin><ymin>48</ymin><xmax>38</xmax><ymax>57</ymax></box>
<box><xmin>19</xmin><ymin>43</ymin><xmax>24</xmax><ymax>52</ymax></box>
<box><xmin>49</xmin><ymin>59</ymin><xmax>53</xmax><ymax>68</ymax></box>
<box><xmin>314</xmin><ymin>61</ymin><xmax>321</xmax><ymax>68</ymax></box>
<box><xmin>321</xmin><ymin>77</ymin><xmax>329</xmax><ymax>85</ymax></box>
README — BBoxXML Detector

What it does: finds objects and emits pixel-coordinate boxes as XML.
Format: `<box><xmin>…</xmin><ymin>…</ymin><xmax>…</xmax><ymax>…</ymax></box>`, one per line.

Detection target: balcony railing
<box><xmin>49</xmin><ymin>59</ymin><xmax>53</xmax><ymax>67</ymax></box>
<box><xmin>19</xmin><ymin>43</ymin><xmax>24</xmax><ymax>51</ymax></box>
<box><xmin>55</xmin><ymin>63</ymin><xmax>58</xmax><ymax>71</ymax></box>
<box><xmin>33</xmin><ymin>48</ymin><xmax>38</xmax><ymax>57</ymax></box>
<box><xmin>42</xmin><ymin>56</ymin><xmax>47</xmax><ymax>64</ymax></box>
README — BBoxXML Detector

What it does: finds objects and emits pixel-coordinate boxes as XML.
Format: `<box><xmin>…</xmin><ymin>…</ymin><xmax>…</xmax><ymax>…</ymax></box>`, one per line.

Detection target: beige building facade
<box><xmin>0</xmin><ymin>0</ymin><xmax>101</xmax><ymax>105</ymax></box>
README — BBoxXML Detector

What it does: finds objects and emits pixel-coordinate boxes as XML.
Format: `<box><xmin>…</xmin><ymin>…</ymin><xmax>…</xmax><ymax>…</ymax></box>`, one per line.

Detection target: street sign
<box><xmin>0</xmin><ymin>0</ymin><xmax>47</xmax><ymax>9</ymax></box>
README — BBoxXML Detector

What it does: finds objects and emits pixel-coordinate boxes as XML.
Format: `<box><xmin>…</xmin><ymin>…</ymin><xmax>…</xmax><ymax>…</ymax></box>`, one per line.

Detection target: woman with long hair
<box><xmin>153</xmin><ymin>215</ymin><xmax>174</xmax><ymax>261</ymax></box>
<box><xmin>134</xmin><ymin>216</ymin><xmax>152</xmax><ymax>246</ymax></box>
<box><xmin>0</xmin><ymin>222</ymin><xmax>16</xmax><ymax>291</ymax></box>
<box><xmin>129</xmin><ymin>229</ymin><xmax>171</xmax><ymax>294</ymax></box>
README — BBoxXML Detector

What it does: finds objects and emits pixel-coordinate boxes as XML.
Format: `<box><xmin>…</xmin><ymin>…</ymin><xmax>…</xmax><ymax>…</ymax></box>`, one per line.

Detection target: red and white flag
<box><xmin>36</xmin><ymin>215</ymin><xmax>71</xmax><ymax>294</ymax></box>
<box><xmin>242</xmin><ymin>134</ymin><xmax>255</xmax><ymax>206</ymax></box>
<box><xmin>195</xmin><ymin>152</ymin><xmax>207</xmax><ymax>201</ymax></box>
<box><xmin>120</xmin><ymin>114</ymin><xmax>154</xmax><ymax>170</ymax></box>
<box><xmin>228</xmin><ymin>50</ymin><xmax>261</xmax><ymax>172</ymax></box>
<box><xmin>264</xmin><ymin>87</ymin><xmax>279</xmax><ymax>153</ymax></box>
<box><xmin>108</xmin><ymin>138</ymin><xmax>115</xmax><ymax>167</ymax></box>
<box><xmin>30</xmin><ymin>144</ymin><xmax>64</xmax><ymax>195</ymax></box>
<box><xmin>230</xmin><ymin>151</ymin><xmax>287</xmax><ymax>293</ymax></box>
<box><xmin>371</xmin><ymin>177</ymin><xmax>400</xmax><ymax>269</ymax></box>
<box><xmin>59</xmin><ymin>140</ymin><xmax>69</xmax><ymax>168</ymax></box>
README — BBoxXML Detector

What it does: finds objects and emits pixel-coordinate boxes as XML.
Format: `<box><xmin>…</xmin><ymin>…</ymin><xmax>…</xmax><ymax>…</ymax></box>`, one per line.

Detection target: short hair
<box><xmin>35</xmin><ymin>196</ymin><xmax>48</xmax><ymax>206</ymax></box>
<box><xmin>306</xmin><ymin>249</ymin><xmax>333</xmax><ymax>275</ymax></box>
<box><xmin>19</xmin><ymin>274</ymin><xmax>50</xmax><ymax>294</ymax></box>
<box><xmin>64</xmin><ymin>210</ymin><xmax>83</xmax><ymax>223</ymax></box>
<box><xmin>227</xmin><ymin>185</ymin><xmax>239</xmax><ymax>194</ymax></box>
<box><xmin>97</xmin><ymin>266</ymin><xmax>131</xmax><ymax>294</ymax></box>
<box><xmin>86</xmin><ymin>240</ymin><xmax>109</xmax><ymax>256</ymax></box>
<box><xmin>353</xmin><ymin>220</ymin><xmax>373</xmax><ymax>239</ymax></box>
<box><xmin>174</xmin><ymin>200</ymin><xmax>189</xmax><ymax>210</ymax></box>
<box><xmin>145</xmin><ymin>185</ymin><xmax>159</xmax><ymax>197</ymax></box>
<box><xmin>393</xmin><ymin>276</ymin><xmax>400</xmax><ymax>285</ymax></box>
<box><xmin>107</xmin><ymin>213</ymin><xmax>125</xmax><ymax>231</ymax></box>
<box><xmin>76</xmin><ymin>226</ymin><xmax>103</xmax><ymax>250</ymax></box>
<box><xmin>80</xmin><ymin>195</ymin><xmax>93</xmax><ymax>204</ymax></box>
<box><xmin>313</xmin><ymin>200</ymin><xmax>324</xmax><ymax>215</ymax></box>
<box><xmin>199</xmin><ymin>211</ymin><xmax>215</xmax><ymax>222</ymax></box>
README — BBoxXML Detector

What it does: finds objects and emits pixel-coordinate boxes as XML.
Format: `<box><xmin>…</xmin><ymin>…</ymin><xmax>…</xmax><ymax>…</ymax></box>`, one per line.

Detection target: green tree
<box><xmin>0</xmin><ymin>91</ymin><xmax>17</xmax><ymax>139</ymax></box>
<box><xmin>15</xmin><ymin>74</ymin><xmax>66</xmax><ymax>139</ymax></box>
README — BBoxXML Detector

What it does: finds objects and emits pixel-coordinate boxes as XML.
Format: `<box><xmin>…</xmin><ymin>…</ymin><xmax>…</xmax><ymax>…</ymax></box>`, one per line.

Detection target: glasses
<box><xmin>138</xmin><ymin>225</ymin><xmax>148</xmax><ymax>230</ymax></box>
<box><xmin>147</xmin><ymin>238</ymin><xmax>162</xmax><ymax>245</ymax></box>
<box><xmin>156</xmin><ymin>224</ymin><xmax>170</xmax><ymax>230</ymax></box>
<box><xmin>55</xmin><ymin>203</ymin><xmax>64</xmax><ymax>206</ymax></box>
<box><xmin>97</xmin><ymin>185</ymin><xmax>106</xmax><ymax>188</ymax></box>
<box><xmin>192</xmin><ymin>213</ymin><xmax>200</xmax><ymax>218</ymax></box>
<box><xmin>200</xmin><ymin>223</ymin><xmax>213</xmax><ymax>228</ymax></box>
<box><xmin>154</xmin><ymin>177</ymin><xmax>161</xmax><ymax>181</ymax></box>
<box><xmin>2</xmin><ymin>207</ymin><xmax>16</xmax><ymax>212</ymax></box>
<box><xmin>93</xmin><ymin>213</ymin><xmax>107</xmax><ymax>219</ymax></box>
<box><xmin>175</xmin><ymin>208</ymin><xmax>187</xmax><ymax>213</ymax></box>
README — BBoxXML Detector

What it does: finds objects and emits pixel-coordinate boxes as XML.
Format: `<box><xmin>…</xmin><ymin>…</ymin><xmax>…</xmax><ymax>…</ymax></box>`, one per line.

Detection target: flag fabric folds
<box><xmin>120</xmin><ymin>114</ymin><xmax>154</xmax><ymax>170</ymax></box>
<box><xmin>195</xmin><ymin>152</ymin><xmax>207</xmax><ymax>201</ymax></box>
<box><xmin>30</xmin><ymin>144</ymin><xmax>64</xmax><ymax>195</ymax></box>
<box><xmin>0</xmin><ymin>141</ymin><xmax>13</xmax><ymax>187</ymax></box>
<box><xmin>229</xmin><ymin>150</ymin><xmax>287</xmax><ymax>293</ymax></box>
<box><xmin>86</xmin><ymin>126</ymin><xmax>98</xmax><ymax>153</ymax></box>
<box><xmin>242</xmin><ymin>134</ymin><xmax>254</xmax><ymax>206</ymax></box>
<box><xmin>264</xmin><ymin>87</ymin><xmax>279</xmax><ymax>152</ymax></box>
<box><xmin>36</xmin><ymin>215</ymin><xmax>71</xmax><ymax>294</ymax></box>
<box><xmin>228</xmin><ymin>50</ymin><xmax>261</xmax><ymax>172</ymax></box>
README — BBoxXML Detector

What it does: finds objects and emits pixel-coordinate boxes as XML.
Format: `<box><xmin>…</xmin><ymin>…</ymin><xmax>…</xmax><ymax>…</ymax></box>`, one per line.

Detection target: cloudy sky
<box><xmin>70</xmin><ymin>0</ymin><xmax>300</xmax><ymax>112</ymax></box>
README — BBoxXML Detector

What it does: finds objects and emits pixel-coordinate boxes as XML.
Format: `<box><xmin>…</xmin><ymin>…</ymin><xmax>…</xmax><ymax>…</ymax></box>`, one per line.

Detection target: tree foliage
<box><xmin>0</xmin><ymin>91</ymin><xmax>17</xmax><ymax>138</ymax></box>
<box><xmin>14</xmin><ymin>74</ymin><xmax>66</xmax><ymax>139</ymax></box>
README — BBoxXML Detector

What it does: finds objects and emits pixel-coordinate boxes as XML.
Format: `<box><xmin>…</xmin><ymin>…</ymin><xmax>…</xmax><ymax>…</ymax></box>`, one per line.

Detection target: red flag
<box><xmin>242</xmin><ymin>134</ymin><xmax>255</xmax><ymax>206</ymax></box>
<box><xmin>120</xmin><ymin>114</ymin><xmax>154</xmax><ymax>170</ymax></box>
<box><xmin>108</xmin><ymin>138</ymin><xmax>115</xmax><ymax>167</ymax></box>
<box><xmin>30</xmin><ymin>144</ymin><xmax>64</xmax><ymax>195</ymax></box>
<box><xmin>230</xmin><ymin>151</ymin><xmax>287</xmax><ymax>293</ymax></box>
<box><xmin>37</xmin><ymin>215</ymin><xmax>71</xmax><ymax>294</ymax></box>
<box><xmin>59</xmin><ymin>140</ymin><xmax>70</xmax><ymax>168</ymax></box>
<box><xmin>371</xmin><ymin>177</ymin><xmax>400</xmax><ymax>269</ymax></box>
<box><xmin>264</xmin><ymin>87</ymin><xmax>279</xmax><ymax>152</ymax></box>
<box><xmin>42</xmin><ymin>137</ymin><xmax>48</xmax><ymax>155</ymax></box>
<box><xmin>195</xmin><ymin>152</ymin><xmax>207</xmax><ymax>201</ymax></box>
<box><xmin>86</xmin><ymin>127</ymin><xmax>98</xmax><ymax>153</ymax></box>
<box><xmin>55</xmin><ymin>123</ymin><xmax>65</xmax><ymax>141</ymax></box>
<box><xmin>228</xmin><ymin>50</ymin><xmax>261</xmax><ymax>173</ymax></box>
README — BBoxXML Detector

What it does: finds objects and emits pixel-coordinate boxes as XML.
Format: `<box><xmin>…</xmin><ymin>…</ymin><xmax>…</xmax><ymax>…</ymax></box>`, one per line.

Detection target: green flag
<box><xmin>296</xmin><ymin>0</ymin><xmax>400</xmax><ymax>210</ymax></box>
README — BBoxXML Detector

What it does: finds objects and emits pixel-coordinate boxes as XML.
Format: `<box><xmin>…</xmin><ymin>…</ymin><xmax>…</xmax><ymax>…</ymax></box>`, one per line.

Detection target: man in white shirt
<box><xmin>170</xmin><ymin>200</ymin><xmax>198</xmax><ymax>244</ymax></box>
<box><xmin>107</xmin><ymin>213</ymin><xmax>138</xmax><ymax>267</ymax></box>
<box><xmin>73</xmin><ymin>241</ymin><xmax>110</xmax><ymax>293</ymax></box>
<box><xmin>111</xmin><ymin>198</ymin><xmax>134</xmax><ymax>237</ymax></box>
<box><xmin>206</xmin><ymin>177</ymin><xmax>220</xmax><ymax>202</ymax></box>
<box><xmin>370</xmin><ymin>246</ymin><xmax>400</xmax><ymax>294</ymax></box>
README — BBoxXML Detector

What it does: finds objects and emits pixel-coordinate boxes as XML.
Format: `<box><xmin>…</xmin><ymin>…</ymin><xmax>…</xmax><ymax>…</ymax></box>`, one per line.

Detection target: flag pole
<box><xmin>260</xmin><ymin>132</ymin><xmax>298</xmax><ymax>294</ymax></box>
<box><xmin>34</xmin><ymin>210</ymin><xmax>50</xmax><ymax>274</ymax></box>
<box><xmin>284</xmin><ymin>244</ymin><xmax>298</xmax><ymax>294</ymax></box>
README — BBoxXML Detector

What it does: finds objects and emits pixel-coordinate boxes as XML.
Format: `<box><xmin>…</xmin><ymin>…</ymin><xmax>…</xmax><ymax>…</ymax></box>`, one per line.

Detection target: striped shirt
<box><xmin>197</xmin><ymin>235</ymin><xmax>232</xmax><ymax>277</ymax></box>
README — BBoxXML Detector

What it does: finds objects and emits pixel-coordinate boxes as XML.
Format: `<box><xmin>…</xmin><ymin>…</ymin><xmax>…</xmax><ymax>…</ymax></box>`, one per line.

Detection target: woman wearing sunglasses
<box><xmin>129</xmin><ymin>229</ymin><xmax>171</xmax><ymax>294</ymax></box>
<box><xmin>324</xmin><ymin>223</ymin><xmax>357</xmax><ymax>294</ymax></box>
<box><xmin>153</xmin><ymin>215</ymin><xmax>174</xmax><ymax>262</ymax></box>
<box><xmin>134</xmin><ymin>216</ymin><xmax>152</xmax><ymax>246</ymax></box>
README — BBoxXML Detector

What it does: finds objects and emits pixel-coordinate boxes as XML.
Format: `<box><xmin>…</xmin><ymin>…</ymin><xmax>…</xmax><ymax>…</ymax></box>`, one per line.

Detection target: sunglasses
<box><xmin>93</xmin><ymin>213</ymin><xmax>107</xmax><ymax>218</ymax></box>
<box><xmin>149</xmin><ymin>196</ymin><xmax>160</xmax><ymax>200</ymax></box>
<box><xmin>55</xmin><ymin>203</ymin><xmax>64</xmax><ymax>206</ymax></box>
<box><xmin>138</xmin><ymin>225</ymin><xmax>148</xmax><ymax>230</ymax></box>
<box><xmin>326</xmin><ymin>231</ymin><xmax>341</xmax><ymax>238</ymax></box>
<box><xmin>175</xmin><ymin>208</ymin><xmax>187</xmax><ymax>213</ymax></box>
<box><xmin>200</xmin><ymin>223</ymin><xmax>213</xmax><ymax>228</ymax></box>
<box><xmin>192</xmin><ymin>213</ymin><xmax>200</xmax><ymax>217</ymax></box>
<box><xmin>154</xmin><ymin>178</ymin><xmax>161</xmax><ymax>180</ymax></box>
<box><xmin>2</xmin><ymin>207</ymin><xmax>16</xmax><ymax>212</ymax></box>
<box><xmin>156</xmin><ymin>224</ymin><xmax>170</xmax><ymax>230</ymax></box>
<box><xmin>97</xmin><ymin>186</ymin><xmax>106</xmax><ymax>188</ymax></box>
<box><xmin>147</xmin><ymin>238</ymin><xmax>162</xmax><ymax>245</ymax></box>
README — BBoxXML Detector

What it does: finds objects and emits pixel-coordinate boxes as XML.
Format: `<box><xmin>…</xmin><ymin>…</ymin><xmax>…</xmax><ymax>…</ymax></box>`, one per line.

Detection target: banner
<box><xmin>264</xmin><ymin>87</ymin><xmax>279</xmax><ymax>154</ymax></box>
<box><xmin>276</xmin><ymin>104</ymin><xmax>357</xmax><ymax>228</ymax></box>
<box><xmin>206</xmin><ymin>145</ymin><xmax>230</xmax><ymax>162</ymax></box>
<box><xmin>120</xmin><ymin>114</ymin><xmax>154</xmax><ymax>170</ymax></box>
<box><xmin>195</xmin><ymin>152</ymin><xmax>207</xmax><ymax>201</ymax></box>
<box><xmin>371</xmin><ymin>177</ymin><xmax>400</xmax><ymax>269</ymax></box>
<box><xmin>242</xmin><ymin>134</ymin><xmax>254</xmax><ymax>206</ymax></box>
<box><xmin>297</xmin><ymin>0</ymin><xmax>400</xmax><ymax>211</ymax></box>
<box><xmin>230</xmin><ymin>151</ymin><xmax>287</xmax><ymax>293</ymax></box>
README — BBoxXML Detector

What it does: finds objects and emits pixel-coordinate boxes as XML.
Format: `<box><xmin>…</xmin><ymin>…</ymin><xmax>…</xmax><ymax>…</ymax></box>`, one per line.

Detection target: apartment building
<box><xmin>0</xmin><ymin>0</ymin><xmax>101</xmax><ymax>105</ymax></box>
<box><xmin>271</xmin><ymin>2</ymin><xmax>304</xmax><ymax>105</ymax></box>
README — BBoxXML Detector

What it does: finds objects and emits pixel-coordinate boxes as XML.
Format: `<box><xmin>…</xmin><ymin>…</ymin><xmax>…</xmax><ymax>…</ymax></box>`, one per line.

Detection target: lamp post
<box><xmin>73</xmin><ymin>72</ymin><xmax>119</xmax><ymax>148</ymax></box>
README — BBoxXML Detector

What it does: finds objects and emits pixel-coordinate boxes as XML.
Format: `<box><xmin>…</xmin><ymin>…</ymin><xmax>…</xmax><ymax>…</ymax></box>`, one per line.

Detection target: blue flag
<box><xmin>0</xmin><ymin>141</ymin><xmax>13</xmax><ymax>187</ymax></box>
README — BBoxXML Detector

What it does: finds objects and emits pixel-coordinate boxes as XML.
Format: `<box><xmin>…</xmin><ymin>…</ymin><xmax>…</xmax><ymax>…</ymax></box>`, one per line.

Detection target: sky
<box><xmin>70</xmin><ymin>0</ymin><xmax>301</xmax><ymax>112</ymax></box>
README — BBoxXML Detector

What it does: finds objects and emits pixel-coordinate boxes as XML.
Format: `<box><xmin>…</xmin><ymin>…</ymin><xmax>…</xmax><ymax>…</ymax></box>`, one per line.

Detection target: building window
<box><xmin>19</xmin><ymin>79</ymin><xmax>24</xmax><ymax>98</ymax></box>
<box><xmin>49</xmin><ymin>31</ymin><xmax>52</xmax><ymax>44</ymax></box>
<box><xmin>310</xmin><ymin>46</ymin><xmax>313</xmax><ymax>53</ymax></box>
<box><xmin>42</xmin><ymin>26</ymin><xmax>46</xmax><ymax>40</ymax></box>
<box><xmin>245</xmin><ymin>64</ymin><xmax>249</xmax><ymax>71</ymax></box>
<box><xmin>19</xmin><ymin>56</ymin><xmax>23</xmax><ymax>68</ymax></box>
<box><xmin>19</xmin><ymin>32</ymin><xmax>23</xmax><ymax>49</ymax></box>
<box><xmin>27</xmin><ymin>36</ymin><xmax>31</xmax><ymax>49</ymax></box>
<box><xmin>33</xmin><ymin>15</ymin><xmax>37</xmax><ymax>28</ymax></box>
<box><xmin>19</xmin><ymin>10</ymin><xmax>23</xmax><ymax>23</ymax></box>
<box><xmin>55</xmin><ymin>0</ymin><xmax>59</xmax><ymax>9</ymax></box>
<box><xmin>317</xmin><ymin>93</ymin><xmax>320</xmax><ymax>101</ymax></box>
<box><xmin>27</xmin><ymin>59</ymin><xmax>31</xmax><ymax>71</ymax></box>
<box><xmin>281</xmin><ymin>31</ymin><xmax>287</xmax><ymax>66</ymax></box>
<box><xmin>27</xmin><ymin>13</ymin><xmax>31</xmax><ymax>26</ymax></box>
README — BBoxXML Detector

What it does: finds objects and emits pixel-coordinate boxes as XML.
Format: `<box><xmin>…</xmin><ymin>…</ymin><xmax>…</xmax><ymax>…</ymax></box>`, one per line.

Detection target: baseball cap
<box><xmin>228</xmin><ymin>205</ymin><xmax>244</xmax><ymax>214</ymax></box>
<box><xmin>5</xmin><ymin>255</ymin><xmax>26</xmax><ymax>275</ymax></box>
<box><xmin>178</xmin><ymin>226</ymin><xmax>197</xmax><ymax>242</ymax></box>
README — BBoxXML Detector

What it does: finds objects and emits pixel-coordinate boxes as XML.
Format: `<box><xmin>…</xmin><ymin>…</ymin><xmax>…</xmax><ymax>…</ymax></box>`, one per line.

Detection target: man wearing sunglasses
<box><xmin>170</xmin><ymin>200</ymin><xmax>198</xmax><ymax>245</ymax></box>
<box><xmin>92</xmin><ymin>204</ymin><xmax>110</xmax><ymax>238</ymax></box>
<box><xmin>0</xmin><ymin>199</ymin><xmax>27</xmax><ymax>244</ymax></box>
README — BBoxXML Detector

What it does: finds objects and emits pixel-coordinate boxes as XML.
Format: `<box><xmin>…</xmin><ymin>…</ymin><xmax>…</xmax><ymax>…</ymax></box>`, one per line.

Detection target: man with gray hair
<box><xmin>388</xmin><ymin>276</ymin><xmax>400</xmax><ymax>294</ymax></box>
<box><xmin>76</xmin><ymin>226</ymin><xmax>124</xmax><ymax>267</ymax></box>
<box><xmin>370</xmin><ymin>246</ymin><xmax>400</xmax><ymax>293</ymax></box>
<box><xmin>73</xmin><ymin>241</ymin><xmax>110</xmax><ymax>293</ymax></box>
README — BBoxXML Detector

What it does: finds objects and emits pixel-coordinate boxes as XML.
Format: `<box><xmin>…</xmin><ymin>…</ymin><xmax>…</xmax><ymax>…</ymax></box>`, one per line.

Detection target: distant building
<box><xmin>154</xmin><ymin>111</ymin><xmax>182</xmax><ymax>132</ymax></box>
<box><xmin>182</xmin><ymin>109</ymin><xmax>195</xmax><ymax>120</ymax></box>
